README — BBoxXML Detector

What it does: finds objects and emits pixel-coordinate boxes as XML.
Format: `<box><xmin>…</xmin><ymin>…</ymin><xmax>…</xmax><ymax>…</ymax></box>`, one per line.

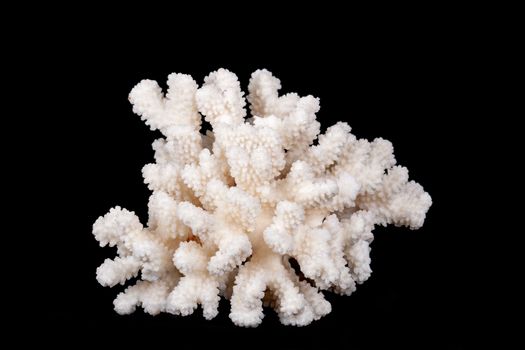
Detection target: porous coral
<box><xmin>93</xmin><ymin>68</ymin><xmax>432</xmax><ymax>326</ymax></box>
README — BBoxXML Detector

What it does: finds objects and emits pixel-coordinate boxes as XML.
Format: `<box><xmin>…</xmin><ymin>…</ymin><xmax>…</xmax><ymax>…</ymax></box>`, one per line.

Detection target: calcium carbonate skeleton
<box><xmin>93</xmin><ymin>68</ymin><xmax>432</xmax><ymax>326</ymax></box>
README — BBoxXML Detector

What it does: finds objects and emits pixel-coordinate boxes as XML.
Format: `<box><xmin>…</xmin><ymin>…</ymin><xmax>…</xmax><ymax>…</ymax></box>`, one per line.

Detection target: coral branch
<box><xmin>93</xmin><ymin>68</ymin><xmax>432</xmax><ymax>326</ymax></box>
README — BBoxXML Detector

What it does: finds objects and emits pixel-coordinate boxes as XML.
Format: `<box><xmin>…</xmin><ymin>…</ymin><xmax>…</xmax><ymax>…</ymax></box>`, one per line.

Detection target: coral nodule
<box><xmin>93</xmin><ymin>68</ymin><xmax>432</xmax><ymax>327</ymax></box>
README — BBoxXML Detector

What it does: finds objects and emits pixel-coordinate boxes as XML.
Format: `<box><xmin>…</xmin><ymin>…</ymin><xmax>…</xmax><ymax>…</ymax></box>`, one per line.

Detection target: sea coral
<box><xmin>93</xmin><ymin>68</ymin><xmax>432</xmax><ymax>326</ymax></box>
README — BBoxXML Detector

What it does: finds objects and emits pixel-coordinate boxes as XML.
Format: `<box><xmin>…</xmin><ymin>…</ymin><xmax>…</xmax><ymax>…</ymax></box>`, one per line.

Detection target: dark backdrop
<box><xmin>40</xmin><ymin>36</ymin><xmax>473</xmax><ymax>348</ymax></box>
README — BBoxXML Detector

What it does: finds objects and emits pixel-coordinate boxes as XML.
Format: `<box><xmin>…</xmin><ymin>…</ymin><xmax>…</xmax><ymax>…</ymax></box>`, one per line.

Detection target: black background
<box><xmin>36</xmin><ymin>21</ymin><xmax>479</xmax><ymax>349</ymax></box>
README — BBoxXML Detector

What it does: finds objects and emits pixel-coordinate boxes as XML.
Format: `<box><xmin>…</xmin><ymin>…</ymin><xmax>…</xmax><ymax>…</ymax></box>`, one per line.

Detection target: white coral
<box><xmin>93</xmin><ymin>68</ymin><xmax>432</xmax><ymax>327</ymax></box>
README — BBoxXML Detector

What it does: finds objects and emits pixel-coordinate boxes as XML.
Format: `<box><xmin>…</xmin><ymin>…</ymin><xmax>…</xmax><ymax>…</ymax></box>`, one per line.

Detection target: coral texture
<box><xmin>93</xmin><ymin>68</ymin><xmax>432</xmax><ymax>326</ymax></box>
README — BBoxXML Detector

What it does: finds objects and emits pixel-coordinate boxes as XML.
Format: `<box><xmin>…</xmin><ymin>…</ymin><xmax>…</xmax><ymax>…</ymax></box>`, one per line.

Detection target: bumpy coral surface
<box><xmin>93</xmin><ymin>68</ymin><xmax>432</xmax><ymax>326</ymax></box>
